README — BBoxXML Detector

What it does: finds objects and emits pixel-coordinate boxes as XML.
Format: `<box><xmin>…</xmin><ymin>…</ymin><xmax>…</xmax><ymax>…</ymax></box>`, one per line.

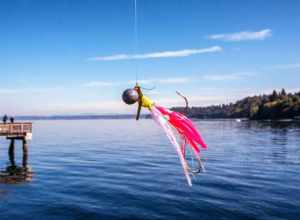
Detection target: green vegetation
<box><xmin>172</xmin><ymin>89</ymin><xmax>300</xmax><ymax>120</ymax></box>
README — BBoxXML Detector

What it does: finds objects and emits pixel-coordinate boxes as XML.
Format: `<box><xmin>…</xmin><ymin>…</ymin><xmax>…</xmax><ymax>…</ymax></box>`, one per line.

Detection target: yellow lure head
<box><xmin>141</xmin><ymin>95</ymin><xmax>154</xmax><ymax>109</ymax></box>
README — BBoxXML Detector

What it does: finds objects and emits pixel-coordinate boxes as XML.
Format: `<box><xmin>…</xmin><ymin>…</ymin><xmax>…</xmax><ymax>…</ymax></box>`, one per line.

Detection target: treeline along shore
<box><xmin>172</xmin><ymin>89</ymin><xmax>300</xmax><ymax>120</ymax></box>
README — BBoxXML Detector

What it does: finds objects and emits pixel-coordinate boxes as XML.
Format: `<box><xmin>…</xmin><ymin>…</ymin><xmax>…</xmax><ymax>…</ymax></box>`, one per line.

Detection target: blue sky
<box><xmin>0</xmin><ymin>0</ymin><xmax>299</xmax><ymax>115</ymax></box>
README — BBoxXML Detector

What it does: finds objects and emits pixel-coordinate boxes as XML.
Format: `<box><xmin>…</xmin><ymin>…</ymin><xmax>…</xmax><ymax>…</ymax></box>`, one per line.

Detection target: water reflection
<box><xmin>0</xmin><ymin>144</ymin><xmax>33</xmax><ymax>184</ymax></box>
<box><xmin>0</xmin><ymin>165</ymin><xmax>33</xmax><ymax>184</ymax></box>
<box><xmin>255</xmin><ymin>120</ymin><xmax>300</xmax><ymax>129</ymax></box>
<box><xmin>240</xmin><ymin>120</ymin><xmax>300</xmax><ymax>165</ymax></box>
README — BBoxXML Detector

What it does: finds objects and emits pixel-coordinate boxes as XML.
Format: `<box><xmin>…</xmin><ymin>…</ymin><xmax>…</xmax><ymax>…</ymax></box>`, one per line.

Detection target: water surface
<box><xmin>0</xmin><ymin>119</ymin><xmax>300</xmax><ymax>219</ymax></box>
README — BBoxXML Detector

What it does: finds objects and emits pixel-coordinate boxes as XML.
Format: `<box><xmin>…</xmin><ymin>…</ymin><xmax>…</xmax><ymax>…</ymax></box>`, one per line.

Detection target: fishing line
<box><xmin>134</xmin><ymin>0</ymin><xmax>139</xmax><ymax>84</ymax></box>
<box><xmin>133</xmin><ymin>0</ymin><xmax>158</xmax><ymax>91</ymax></box>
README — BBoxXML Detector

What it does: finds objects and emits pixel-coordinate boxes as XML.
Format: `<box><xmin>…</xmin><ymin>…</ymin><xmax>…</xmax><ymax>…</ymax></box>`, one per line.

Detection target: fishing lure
<box><xmin>122</xmin><ymin>84</ymin><xmax>207</xmax><ymax>186</ymax></box>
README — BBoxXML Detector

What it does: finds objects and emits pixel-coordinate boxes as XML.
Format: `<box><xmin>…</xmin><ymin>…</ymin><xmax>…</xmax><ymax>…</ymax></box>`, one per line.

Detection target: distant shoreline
<box><xmin>14</xmin><ymin>115</ymin><xmax>300</xmax><ymax>121</ymax></box>
<box><xmin>15</xmin><ymin>114</ymin><xmax>142</xmax><ymax>121</ymax></box>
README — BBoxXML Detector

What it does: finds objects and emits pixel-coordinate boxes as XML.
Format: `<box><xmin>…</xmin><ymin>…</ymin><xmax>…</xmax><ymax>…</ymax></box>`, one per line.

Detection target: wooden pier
<box><xmin>0</xmin><ymin>122</ymin><xmax>32</xmax><ymax>168</ymax></box>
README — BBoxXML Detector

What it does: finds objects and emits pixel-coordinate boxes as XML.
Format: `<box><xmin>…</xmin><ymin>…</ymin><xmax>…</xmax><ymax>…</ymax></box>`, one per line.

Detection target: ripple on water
<box><xmin>1</xmin><ymin>120</ymin><xmax>300</xmax><ymax>219</ymax></box>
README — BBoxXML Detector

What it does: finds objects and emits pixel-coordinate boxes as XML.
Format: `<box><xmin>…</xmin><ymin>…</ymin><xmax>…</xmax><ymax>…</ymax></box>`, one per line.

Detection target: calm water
<box><xmin>0</xmin><ymin>119</ymin><xmax>300</xmax><ymax>220</ymax></box>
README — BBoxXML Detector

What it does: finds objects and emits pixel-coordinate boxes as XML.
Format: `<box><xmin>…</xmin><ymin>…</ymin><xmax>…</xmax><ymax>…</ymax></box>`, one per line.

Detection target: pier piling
<box><xmin>8</xmin><ymin>139</ymin><xmax>15</xmax><ymax>167</ymax></box>
<box><xmin>22</xmin><ymin>139</ymin><xmax>28</xmax><ymax>168</ymax></box>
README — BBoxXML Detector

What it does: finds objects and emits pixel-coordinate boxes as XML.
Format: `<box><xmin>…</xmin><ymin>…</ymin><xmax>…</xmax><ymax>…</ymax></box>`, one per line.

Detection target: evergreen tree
<box><xmin>281</xmin><ymin>88</ymin><xmax>287</xmax><ymax>96</ymax></box>
<box><xmin>270</xmin><ymin>90</ymin><xmax>278</xmax><ymax>101</ymax></box>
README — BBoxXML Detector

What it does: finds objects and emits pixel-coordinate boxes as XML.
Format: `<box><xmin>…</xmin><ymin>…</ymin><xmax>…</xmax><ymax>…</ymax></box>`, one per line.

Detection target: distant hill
<box><xmin>172</xmin><ymin>89</ymin><xmax>300</xmax><ymax>120</ymax></box>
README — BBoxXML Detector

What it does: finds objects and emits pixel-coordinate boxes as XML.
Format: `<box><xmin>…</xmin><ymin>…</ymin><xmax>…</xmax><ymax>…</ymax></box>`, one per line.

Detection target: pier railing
<box><xmin>0</xmin><ymin>123</ymin><xmax>32</xmax><ymax>139</ymax></box>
